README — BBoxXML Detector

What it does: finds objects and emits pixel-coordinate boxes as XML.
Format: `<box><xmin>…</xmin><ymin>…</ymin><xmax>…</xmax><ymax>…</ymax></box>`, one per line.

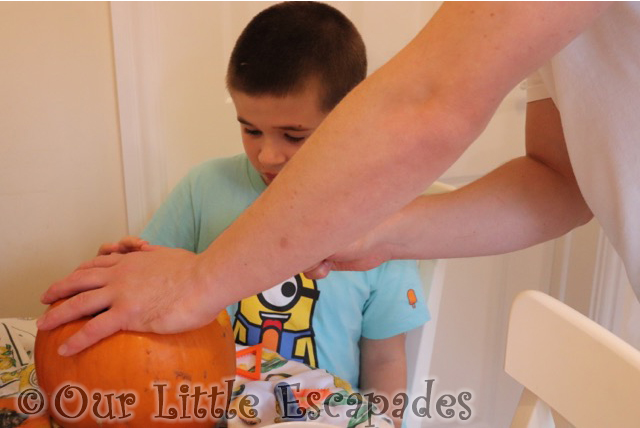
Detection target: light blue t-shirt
<box><xmin>141</xmin><ymin>154</ymin><xmax>429</xmax><ymax>387</ymax></box>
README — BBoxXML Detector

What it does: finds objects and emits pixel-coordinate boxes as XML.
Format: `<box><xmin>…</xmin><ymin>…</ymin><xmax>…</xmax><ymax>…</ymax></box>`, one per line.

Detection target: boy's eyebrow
<box><xmin>237</xmin><ymin>116</ymin><xmax>311</xmax><ymax>132</ymax></box>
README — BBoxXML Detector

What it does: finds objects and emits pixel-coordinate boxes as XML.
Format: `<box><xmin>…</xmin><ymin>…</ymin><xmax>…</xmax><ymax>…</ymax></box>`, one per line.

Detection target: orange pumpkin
<box><xmin>0</xmin><ymin>397</ymin><xmax>51</xmax><ymax>428</ymax></box>
<box><xmin>34</xmin><ymin>302</ymin><xmax>235</xmax><ymax>428</ymax></box>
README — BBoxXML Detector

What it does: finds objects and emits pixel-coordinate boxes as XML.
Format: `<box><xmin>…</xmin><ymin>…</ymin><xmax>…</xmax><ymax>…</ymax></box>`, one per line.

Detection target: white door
<box><xmin>110</xmin><ymin>2</ymin><xmax>640</xmax><ymax>427</ymax></box>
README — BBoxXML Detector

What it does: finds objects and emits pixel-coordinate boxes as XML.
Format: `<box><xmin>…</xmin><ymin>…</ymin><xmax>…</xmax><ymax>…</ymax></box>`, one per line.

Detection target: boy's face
<box><xmin>230</xmin><ymin>81</ymin><xmax>327</xmax><ymax>185</ymax></box>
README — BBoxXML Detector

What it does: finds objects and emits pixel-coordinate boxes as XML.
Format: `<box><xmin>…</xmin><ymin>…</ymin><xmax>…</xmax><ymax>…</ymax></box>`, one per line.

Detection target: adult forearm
<box><xmin>382</xmin><ymin>155</ymin><xmax>593</xmax><ymax>260</ymax></box>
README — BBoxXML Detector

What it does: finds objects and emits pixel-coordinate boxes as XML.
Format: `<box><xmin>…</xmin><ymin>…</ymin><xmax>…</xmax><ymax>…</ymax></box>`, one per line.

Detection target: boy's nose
<box><xmin>259</xmin><ymin>140</ymin><xmax>287</xmax><ymax>166</ymax></box>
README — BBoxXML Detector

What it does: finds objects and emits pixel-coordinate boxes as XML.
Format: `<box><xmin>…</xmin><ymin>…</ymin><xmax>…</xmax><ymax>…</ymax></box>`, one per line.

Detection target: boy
<box><xmin>100</xmin><ymin>1</ymin><xmax>428</xmax><ymax>407</ymax></box>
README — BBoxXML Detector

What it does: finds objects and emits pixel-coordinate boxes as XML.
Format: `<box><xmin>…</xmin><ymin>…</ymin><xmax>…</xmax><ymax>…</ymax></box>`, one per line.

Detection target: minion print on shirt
<box><xmin>232</xmin><ymin>274</ymin><xmax>320</xmax><ymax>367</ymax></box>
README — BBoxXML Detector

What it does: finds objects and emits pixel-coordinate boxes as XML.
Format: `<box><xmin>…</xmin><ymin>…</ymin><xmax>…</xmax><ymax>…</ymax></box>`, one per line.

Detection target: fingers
<box><xmin>57</xmin><ymin>308</ymin><xmax>123</xmax><ymax>356</ymax></box>
<box><xmin>97</xmin><ymin>236</ymin><xmax>148</xmax><ymax>256</ymax></box>
<box><xmin>41</xmin><ymin>264</ymin><xmax>114</xmax><ymax>304</ymax></box>
<box><xmin>120</xmin><ymin>236</ymin><xmax>148</xmax><ymax>251</ymax></box>
<box><xmin>97</xmin><ymin>243</ymin><xmax>116</xmax><ymax>256</ymax></box>
<box><xmin>37</xmin><ymin>288</ymin><xmax>113</xmax><ymax>332</ymax></box>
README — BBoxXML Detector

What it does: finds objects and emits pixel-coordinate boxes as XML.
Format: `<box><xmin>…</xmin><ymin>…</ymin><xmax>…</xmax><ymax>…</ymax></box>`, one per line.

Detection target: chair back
<box><xmin>505</xmin><ymin>290</ymin><xmax>640</xmax><ymax>428</ymax></box>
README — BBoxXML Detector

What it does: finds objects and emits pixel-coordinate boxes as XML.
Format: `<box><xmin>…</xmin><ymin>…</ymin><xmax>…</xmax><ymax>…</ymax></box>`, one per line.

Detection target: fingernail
<box><xmin>58</xmin><ymin>344</ymin><xmax>68</xmax><ymax>356</ymax></box>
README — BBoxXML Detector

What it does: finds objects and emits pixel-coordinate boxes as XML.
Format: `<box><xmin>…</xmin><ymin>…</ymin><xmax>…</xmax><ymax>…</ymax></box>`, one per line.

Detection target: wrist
<box><xmin>192</xmin><ymin>247</ymin><xmax>263</xmax><ymax>314</ymax></box>
<box><xmin>191</xmin><ymin>252</ymin><xmax>235</xmax><ymax>317</ymax></box>
<box><xmin>373</xmin><ymin>206</ymin><xmax>417</xmax><ymax>261</ymax></box>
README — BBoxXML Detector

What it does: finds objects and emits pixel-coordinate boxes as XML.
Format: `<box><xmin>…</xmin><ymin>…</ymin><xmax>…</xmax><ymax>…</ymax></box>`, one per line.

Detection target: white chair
<box><xmin>505</xmin><ymin>290</ymin><xmax>640</xmax><ymax>428</ymax></box>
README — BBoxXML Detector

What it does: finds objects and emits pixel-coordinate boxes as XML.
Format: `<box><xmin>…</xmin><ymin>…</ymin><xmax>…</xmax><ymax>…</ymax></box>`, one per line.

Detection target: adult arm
<box><xmin>192</xmin><ymin>2</ymin><xmax>606</xmax><ymax>287</ymax></box>
<box><xmin>39</xmin><ymin>2</ymin><xmax>609</xmax><ymax>355</ymax></box>
<box><xmin>306</xmin><ymin>97</ymin><xmax>594</xmax><ymax>276</ymax></box>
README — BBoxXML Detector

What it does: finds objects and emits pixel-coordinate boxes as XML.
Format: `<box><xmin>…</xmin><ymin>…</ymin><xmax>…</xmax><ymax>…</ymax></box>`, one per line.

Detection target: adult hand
<box><xmin>304</xmin><ymin>233</ymin><xmax>392</xmax><ymax>279</ymax></box>
<box><xmin>304</xmin><ymin>197</ymin><xmax>430</xmax><ymax>279</ymax></box>
<box><xmin>37</xmin><ymin>247</ymin><xmax>221</xmax><ymax>356</ymax></box>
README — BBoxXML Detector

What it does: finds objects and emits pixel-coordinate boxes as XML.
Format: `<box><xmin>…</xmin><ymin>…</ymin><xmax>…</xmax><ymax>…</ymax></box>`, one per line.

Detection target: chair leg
<box><xmin>509</xmin><ymin>388</ymin><xmax>556</xmax><ymax>428</ymax></box>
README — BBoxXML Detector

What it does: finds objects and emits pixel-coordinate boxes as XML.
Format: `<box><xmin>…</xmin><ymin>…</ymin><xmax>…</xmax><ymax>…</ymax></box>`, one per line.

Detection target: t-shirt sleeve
<box><xmin>140</xmin><ymin>173</ymin><xmax>198</xmax><ymax>252</ymax></box>
<box><xmin>361</xmin><ymin>259</ymin><xmax>430</xmax><ymax>340</ymax></box>
<box><xmin>525</xmin><ymin>70</ymin><xmax>551</xmax><ymax>102</ymax></box>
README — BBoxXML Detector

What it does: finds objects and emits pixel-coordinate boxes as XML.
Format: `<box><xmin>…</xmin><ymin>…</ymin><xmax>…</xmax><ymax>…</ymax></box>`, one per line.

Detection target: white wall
<box><xmin>0</xmin><ymin>2</ymin><xmax>127</xmax><ymax>317</ymax></box>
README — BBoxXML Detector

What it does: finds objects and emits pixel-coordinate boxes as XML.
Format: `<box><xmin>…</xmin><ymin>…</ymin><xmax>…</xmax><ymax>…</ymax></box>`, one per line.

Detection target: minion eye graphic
<box><xmin>259</xmin><ymin>278</ymin><xmax>299</xmax><ymax>311</ymax></box>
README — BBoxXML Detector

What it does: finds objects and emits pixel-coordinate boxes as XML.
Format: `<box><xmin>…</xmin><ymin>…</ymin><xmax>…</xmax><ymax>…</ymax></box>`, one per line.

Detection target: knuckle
<box><xmin>79</xmin><ymin>319</ymin><xmax>104</xmax><ymax>339</ymax></box>
<box><xmin>123</xmin><ymin>302</ymin><xmax>145</xmax><ymax>320</ymax></box>
<box><xmin>68</xmin><ymin>292</ymin><xmax>91</xmax><ymax>310</ymax></box>
<box><xmin>67</xmin><ymin>269</ymin><xmax>86</xmax><ymax>284</ymax></box>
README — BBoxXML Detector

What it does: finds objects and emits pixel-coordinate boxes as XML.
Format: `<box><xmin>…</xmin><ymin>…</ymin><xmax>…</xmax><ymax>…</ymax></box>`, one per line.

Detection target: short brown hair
<box><xmin>226</xmin><ymin>1</ymin><xmax>367</xmax><ymax>112</ymax></box>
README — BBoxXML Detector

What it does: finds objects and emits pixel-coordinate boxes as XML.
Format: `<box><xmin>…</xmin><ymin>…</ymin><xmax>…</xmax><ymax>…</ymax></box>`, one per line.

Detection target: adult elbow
<box><xmin>575</xmin><ymin>203</ymin><xmax>594</xmax><ymax>227</ymax></box>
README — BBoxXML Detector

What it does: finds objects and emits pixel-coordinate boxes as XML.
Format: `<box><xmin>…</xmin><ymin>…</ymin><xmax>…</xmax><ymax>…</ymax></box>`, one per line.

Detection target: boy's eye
<box><xmin>284</xmin><ymin>133</ymin><xmax>306</xmax><ymax>143</ymax></box>
<box><xmin>243</xmin><ymin>128</ymin><xmax>262</xmax><ymax>137</ymax></box>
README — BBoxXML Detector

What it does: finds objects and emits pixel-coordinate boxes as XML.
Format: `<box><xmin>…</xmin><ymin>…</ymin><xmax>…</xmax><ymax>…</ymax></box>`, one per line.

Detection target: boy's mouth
<box><xmin>263</xmin><ymin>173</ymin><xmax>277</xmax><ymax>184</ymax></box>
